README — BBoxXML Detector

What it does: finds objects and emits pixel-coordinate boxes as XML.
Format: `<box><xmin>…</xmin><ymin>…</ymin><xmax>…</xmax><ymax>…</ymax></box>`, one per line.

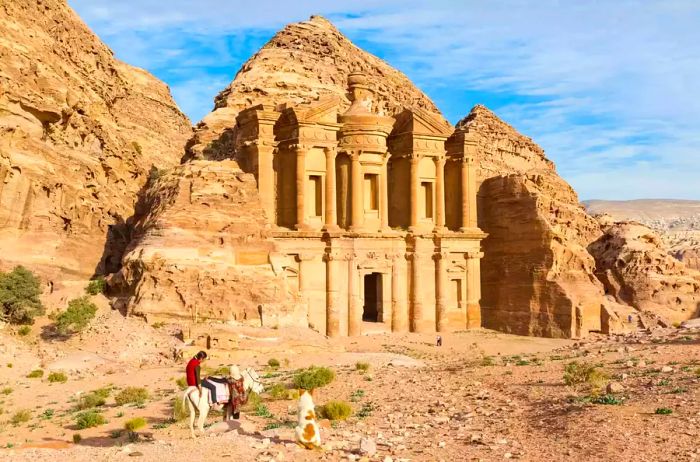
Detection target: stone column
<box><xmin>350</xmin><ymin>152</ymin><xmax>364</xmax><ymax>231</ymax></box>
<box><xmin>465</xmin><ymin>251</ymin><xmax>483</xmax><ymax>329</ymax></box>
<box><xmin>295</xmin><ymin>146</ymin><xmax>307</xmax><ymax>230</ymax></box>
<box><xmin>435</xmin><ymin>252</ymin><xmax>448</xmax><ymax>332</ymax></box>
<box><xmin>435</xmin><ymin>156</ymin><xmax>446</xmax><ymax>231</ymax></box>
<box><xmin>380</xmin><ymin>156</ymin><xmax>389</xmax><ymax>230</ymax></box>
<box><xmin>325</xmin><ymin>253</ymin><xmax>340</xmax><ymax>337</ymax></box>
<box><xmin>257</xmin><ymin>144</ymin><xmax>276</xmax><ymax>225</ymax></box>
<box><xmin>348</xmin><ymin>253</ymin><xmax>362</xmax><ymax>336</ymax></box>
<box><xmin>467</xmin><ymin>156</ymin><xmax>477</xmax><ymax>228</ymax></box>
<box><xmin>391</xmin><ymin>252</ymin><xmax>409</xmax><ymax>332</ymax></box>
<box><xmin>409</xmin><ymin>155</ymin><xmax>420</xmax><ymax>231</ymax></box>
<box><xmin>460</xmin><ymin>156</ymin><xmax>477</xmax><ymax>231</ymax></box>
<box><xmin>323</xmin><ymin>147</ymin><xmax>338</xmax><ymax>230</ymax></box>
<box><xmin>410</xmin><ymin>252</ymin><xmax>434</xmax><ymax>333</ymax></box>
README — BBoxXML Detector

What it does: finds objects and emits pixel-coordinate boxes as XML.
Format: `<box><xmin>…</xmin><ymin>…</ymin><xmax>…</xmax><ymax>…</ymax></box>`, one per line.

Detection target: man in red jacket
<box><xmin>186</xmin><ymin>351</ymin><xmax>208</xmax><ymax>395</ymax></box>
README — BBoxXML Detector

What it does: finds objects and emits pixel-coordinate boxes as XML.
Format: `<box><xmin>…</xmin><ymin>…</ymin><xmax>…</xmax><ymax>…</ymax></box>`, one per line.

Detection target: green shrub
<box><xmin>655</xmin><ymin>407</ymin><xmax>673</xmax><ymax>415</ymax></box>
<box><xmin>263</xmin><ymin>422</ymin><xmax>281</xmax><ymax>431</ymax></box>
<box><xmin>93</xmin><ymin>387</ymin><xmax>112</xmax><ymax>399</ymax></box>
<box><xmin>27</xmin><ymin>369</ymin><xmax>44</xmax><ymax>378</ymax></box>
<box><xmin>115</xmin><ymin>387</ymin><xmax>149</xmax><ymax>406</ymax></box>
<box><xmin>591</xmin><ymin>394</ymin><xmax>623</xmax><ymax>405</ymax></box>
<box><xmin>47</xmin><ymin>372</ymin><xmax>68</xmax><ymax>383</ymax></box>
<box><xmin>75</xmin><ymin>410</ymin><xmax>105</xmax><ymax>429</ymax></box>
<box><xmin>10</xmin><ymin>409</ymin><xmax>31</xmax><ymax>425</ymax></box>
<box><xmin>317</xmin><ymin>401</ymin><xmax>352</xmax><ymax>421</ymax></box>
<box><xmin>85</xmin><ymin>277</ymin><xmax>106</xmax><ymax>296</ymax></box>
<box><xmin>350</xmin><ymin>389</ymin><xmax>365</xmax><ymax>402</ymax></box>
<box><xmin>0</xmin><ymin>266</ymin><xmax>44</xmax><ymax>324</ymax></box>
<box><xmin>563</xmin><ymin>361</ymin><xmax>607</xmax><ymax>392</ymax></box>
<box><xmin>40</xmin><ymin>409</ymin><xmax>54</xmax><ymax>420</ymax></box>
<box><xmin>17</xmin><ymin>325</ymin><xmax>31</xmax><ymax>336</ymax></box>
<box><xmin>55</xmin><ymin>297</ymin><xmax>97</xmax><ymax>335</ymax></box>
<box><xmin>172</xmin><ymin>397</ymin><xmax>188</xmax><ymax>421</ymax></box>
<box><xmin>75</xmin><ymin>392</ymin><xmax>106</xmax><ymax>410</ymax></box>
<box><xmin>267</xmin><ymin>358</ymin><xmax>280</xmax><ymax>369</ymax></box>
<box><xmin>480</xmin><ymin>356</ymin><xmax>495</xmax><ymax>366</ymax></box>
<box><xmin>355</xmin><ymin>362</ymin><xmax>370</xmax><ymax>372</ymax></box>
<box><xmin>124</xmin><ymin>417</ymin><xmax>147</xmax><ymax>432</ymax></box>
<box><xmin>356</xmin><ymin>402</ymin><xmax>374</xmax><ymax>419</ymax></box>
<box><xmin>254</xmin><ymin>403</ymin><xmax>273</xmax><ymax>418</ymax></box>
<box><xmin>175</xmin><ymin>377</ymin><xmax>187</xmax><ymax>390</ymax></box>
<box><xmin>267</xmin><ymin>383</ymin><xmax>291</xmax><ymax>400</ymax></box>
<box><xmin>72</xmin><ymin>433</ymin><xmax>82</xmax><ymax>444</ymax></box>
<box><xmin>292</xmin><ymin>366</ymin><xmax>335</xmax><ymax>390</ymax></box>
<box><xmin>1</xmin><ymin>387</ymin><xmax>12</xmax><ymax>395</ymax></box>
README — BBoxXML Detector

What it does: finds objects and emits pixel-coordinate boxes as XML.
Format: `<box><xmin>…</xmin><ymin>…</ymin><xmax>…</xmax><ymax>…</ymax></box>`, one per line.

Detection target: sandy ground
<box><xmin>0</xmin><ymin>309</ymin><xmax>699</xmax><ymax>462</ymax></box>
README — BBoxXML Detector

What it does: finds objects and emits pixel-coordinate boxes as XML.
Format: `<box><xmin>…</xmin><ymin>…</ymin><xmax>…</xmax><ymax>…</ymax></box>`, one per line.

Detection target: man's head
<box><xmin>195</xmin><ymin>351</ymin><xmax>208</xmax><ymax>361</ymax></box>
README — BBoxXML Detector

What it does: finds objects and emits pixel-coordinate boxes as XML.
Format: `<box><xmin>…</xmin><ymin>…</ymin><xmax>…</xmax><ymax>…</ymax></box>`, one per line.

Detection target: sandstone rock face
<box><xmin>116</xmin><ymin>161</ymin><xmax>303</xmax><ymax>326</ymax></box>
<box><xmin>457</xmin><ymin>106</ymin><xmax>610</xmax><ymax>337</ymax></box>
<box><xmin>0</xmin><ymin>0</ymin><xmax>191</xmax><ymax>280</ymax></box>
<box><xmin>585</xmin><ymin>200</ymin><xmax>700</xmax><ymax>271</ymax></box>
<box><xmin>185</xmin><ymin>15</ymin><xmax>440</xmax><ymax>161</ymax></box>
<box><xmin>588</xmin><ymin>220</ymin><xmax>700</xmax><ymax>323</ymax></box>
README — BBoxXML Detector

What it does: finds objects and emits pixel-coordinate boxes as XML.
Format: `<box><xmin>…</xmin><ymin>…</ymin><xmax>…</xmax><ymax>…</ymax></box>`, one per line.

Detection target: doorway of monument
<box><xmin>363</xmin><ymin>272</ymin><xmax>383</xmax><ymax>322</ymax></box>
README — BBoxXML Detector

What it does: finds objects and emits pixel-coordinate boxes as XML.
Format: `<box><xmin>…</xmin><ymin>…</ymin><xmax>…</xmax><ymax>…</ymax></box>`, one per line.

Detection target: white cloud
<box><xmin>67</xmin><ymin>0</ymin><xmax>700</xmax><ymax>200</ymax></box>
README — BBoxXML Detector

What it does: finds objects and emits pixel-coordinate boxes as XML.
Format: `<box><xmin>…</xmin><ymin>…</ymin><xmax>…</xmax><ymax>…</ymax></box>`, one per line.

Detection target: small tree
<box><xmin>85</xmin><ymin>277</ymin><xmax>106</xmax><ymax>295</ymax></box>
<box><xmin>55</xmin><ymin>297</ymin><xmax>97</xmax><ymax>335</ymax></box>
<box><xmin>0</xmin><ymin>266</ymin><xmax>44</xmax><ymax>324</ymax></box>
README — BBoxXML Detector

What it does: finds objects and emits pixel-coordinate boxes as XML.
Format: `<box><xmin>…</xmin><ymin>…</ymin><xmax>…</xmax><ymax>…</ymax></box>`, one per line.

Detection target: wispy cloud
<box><xmin>67</xmin><ymin>0</ymin><xmax>700</xmax><ymax>200</ymax></box>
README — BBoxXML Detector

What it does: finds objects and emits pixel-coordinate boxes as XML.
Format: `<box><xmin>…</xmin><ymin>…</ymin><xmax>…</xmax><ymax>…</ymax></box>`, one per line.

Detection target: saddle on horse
<box><xmin>202</xmin><ymin>377</ymin><xmax>231</xmax><ymax>405</ymax></box>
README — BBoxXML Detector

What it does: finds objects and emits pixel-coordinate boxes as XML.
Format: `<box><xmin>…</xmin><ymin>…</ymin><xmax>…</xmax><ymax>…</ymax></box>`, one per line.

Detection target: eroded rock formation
<box><xmin>0</xmin><ymin>0</ymin><xmax>191</xmax><ymax>280</ymax></box>
<box><xmin>115</xmin><ymin>161</ymin><xmax>303</xmax><ymax>326</ymax></box>
<box><xmin>588</xmin><ymin>219</ymin><xmax>700</xmax><ymax>324</ymax></box>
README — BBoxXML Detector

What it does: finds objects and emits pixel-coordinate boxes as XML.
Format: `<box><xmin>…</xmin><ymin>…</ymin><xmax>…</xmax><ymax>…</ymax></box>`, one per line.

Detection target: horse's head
<box><xmin>242</xmin><ymin>367</ymin><xmax>264</xmax><ymax>394</ymax></box>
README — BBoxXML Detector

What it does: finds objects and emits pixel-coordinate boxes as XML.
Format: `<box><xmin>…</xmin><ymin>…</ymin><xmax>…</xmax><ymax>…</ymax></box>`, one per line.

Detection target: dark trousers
<box><xmin>201</xmin><ymin>380</ymin><xmax>217</xmax><ymax>403</ymax></box>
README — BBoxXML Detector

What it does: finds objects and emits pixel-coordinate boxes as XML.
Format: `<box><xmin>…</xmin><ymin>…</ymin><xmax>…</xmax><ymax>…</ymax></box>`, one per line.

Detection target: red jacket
<box><xmin>186</xmin><ymin>358</ymin><xmax>201</xmax><ymax>387</ymax></box>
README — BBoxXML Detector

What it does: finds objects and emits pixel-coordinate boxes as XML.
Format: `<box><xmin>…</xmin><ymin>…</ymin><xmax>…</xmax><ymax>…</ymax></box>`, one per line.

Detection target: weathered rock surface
<box><xmin>184</xmin><ymin>15</ymin><xmax>440</xmax><ymax>161</ymax></box>
<box><xmin>115</xmin><ymin>160</ymin><xmax>302</xmax><ymax>325</ymax></box>
<box><xmin>459</xmin><ymin>106</ymin><xmax>611</xmax><ymax>337</ymax></box>
<box><xmin>588</xmin><ymin>219</ymin><xmax>700</xmax><ymax>323</ymax></box>
<box><xmin>0</xmin><ymin>0</ymin><xmax>191</xmax><ymax>280</ymax></box>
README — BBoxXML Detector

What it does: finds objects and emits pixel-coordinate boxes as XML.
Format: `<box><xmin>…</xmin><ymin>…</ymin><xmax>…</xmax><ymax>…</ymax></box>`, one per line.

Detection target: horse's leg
<box><xmin>186</xmin><ymin>391</ymin><xmax>197</xmax><ymax>439</ymax></box>
<box><xmin>197</xmin><ymin>390</ymin><xmax>209</xmax><ymax>434</ymax></box>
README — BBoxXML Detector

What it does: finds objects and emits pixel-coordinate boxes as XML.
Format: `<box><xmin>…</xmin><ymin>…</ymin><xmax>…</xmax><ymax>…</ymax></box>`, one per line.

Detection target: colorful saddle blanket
<box><xmin>203</xmin><ymin>377</ymin><xmax>230</xmax><ymax>404</ymax></box>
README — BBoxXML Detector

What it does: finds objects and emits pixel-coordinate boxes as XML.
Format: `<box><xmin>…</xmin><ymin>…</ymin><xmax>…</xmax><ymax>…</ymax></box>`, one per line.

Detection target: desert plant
<box><xmin>124</xmin><ymin>417</ymin><xmax>147</xmax><ymax>432</ymax></box>
<box><xmin>10</xmin><ymin>409</ymin><xmax>31</xmax><ymax>425</ymax></box>
<box><xmin>17</xmin><ymin>325</ymin><xmax>31</xmax><ymax>336</ymax></box>
<box><xmin>267</xmin><ymin>358</ymin><xmax>280</xmax><ymax>369</ymax></box>
<box><xmin>93</xmin><ymin>386</ymin><xmax>112</xmax><ymax>399</ymax></box>
<box><xmin>115</xmin><ymin>387</ymin><xmax>149</xmax><ymax>406</ymax></box>
<box><xmin>350</xmin><ymin>389</ymin><xmax>365</xmax><ymax>402</ymax></box>
<box><xmin>27</xmin><ymin>369</ymin><xmax>44</xmax><ymax>378</ymax></box>
<box><xmin>316</xmin><ymin>401</ymin><xmax>352</xmax><ymax>421</ymax></box>
<box><xmin>47</xmin><ymin>372</ymin><xmax>68</xmax><ymax>383</ymax></box>
<box><xmin>1</xmin><ymin>387</ymin><xmax>13</xmax><ymax>395</ymax></box>
<box><xmin>355</xmin><ymin>362</ymin><xmax>370</xmax><ymax>372</ymax></box>
<box><xmin>75</xmin><ymin>392</ymin><xmax>106</xmax><ymax>410</ymax></box>
<box><xmin>175</xmin><ymin>377</ymin><xmax>188</xmax><ymax>390</ymax></box>
<box><xmin>172</xmin><ymin>397</ymin><xmax>188</xmax><ymax>421</ymax></box>
<box><xmin>85</xmin><ymin>277</ymin><xmax>106</xmax><ymax>295</ymax></box>
<box><xmin>72</xmin><ymin>433</ymin><xmax>82</xmax><ymax>444</ymax></box>
<box><xmin>254</xmin><ymin>403</ymin><xmax>273</xmax><ymax>418</ymax></box>
<box><xmin>292</xmin><ymin>366</ymin><xmax>335</xmax><ymax>390</ymax></box>
<box><xmin>655</xmin><ymin>407</ymin><xmax>673</xmax><ymax>415</ymax></box>
<box><xmin>356</xmin><ymin>402</ymin><xmax>374</xmax><ymax>419</ymax></box>
<box><xmin>40</xmin><ymin>409</ymin><xmax>54</xmax><ymax>420</ymax></box>
<box><xmin>75</xmin><ymin>410</ymin><xmax>105</xmax><ymax>429</ymax></box>
<box><xmin>267</xmin><ymin>383</ymin><xmax>291</xmax><ymax>400</ymax></box>
<box><xmin>591</xmin><ymin>394</ymin><xmax>623</xmax><ymax>405</ymax></box>
<box><xmin>480</xmin><ymin>356</ymin><xmax>495</xmax><ymax>366</ymax></box>
<box><xmin>563</xmin><ymin>361</ymin><xmax>607</xmax><ymax>392</ymax></box>
<box><xmin>55</xmin><ymin>297</ymin><xmax>97</xmax><ymax>335</ymax></box>
<box><xmin>0</xmin><ymin>266</ymin><xmax>44</xmax><ymax>324</ymax></box>
<box><xmin>263</xmin><ymin>422</ymin><xmax>281</xmax><ymax>431</ymax></box>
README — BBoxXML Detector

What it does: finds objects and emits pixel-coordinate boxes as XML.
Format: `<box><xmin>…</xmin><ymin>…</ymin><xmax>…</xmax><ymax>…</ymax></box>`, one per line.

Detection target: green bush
<box><xmin>267</xmin><ymin>358</ymin><xmax>280</xmax><ymax>369</ymax></box>
<box><xmin>17</xmin><ymin>325</ymin><xmax>31</xmax><ymax>336</ymax></box>
<box><xmin>563</xmin><ymin>361</ymin><xmax>607</xmax><ymax>392</ymax></box>
<box><xmin>27</xmin><ymin>369</ymin><xmax>44</xmax><ymax>378</ymax></box>
<box><xmin>76</xmin><ymin>410</ymin><xmax>105</xmax><ymax>429</ymax></box>
<box><xmin>591</xmin><ymin>394</ymin><xmax>623</xmax><ymax>405</ymax></box>
<box><xmin>175</xmin><ymin>377</ymin><xmax>188</xmax><ymax>390</ymax></box>
<box><xmin>355</xmin><ymin>362</ymin><xmax>370</xmax><ymax>372</ymax></box>
<box><xmin>655</xmin><ymin>407</ymin><xmax>673</xmax><ymax>415</ymax></box>
<box><xmin>10</xmin><ymin>409</ymin><xmax>31</xmax><ymax>425</ymax></box>
<box><xmin>114</xmin><ymin>387</ymin><xmax>149</xmax><ymax>406</ymax></box>
<box><xmin>0</xmin><ymin>266</ymin><xmax>44</xmax><ymax>324</ymax></box>
<box><xmin>350</xmin><ymin>389</ymin><xmax>365</xmax><ymax>402</ymax></box>
<box><xmin>480</xmin><ymin>356</ymin><xmax>495</xmax><ymax>366</ymax></box>
<box><xmin>267</xmin><ymin>383</ymin><xmax>291</xmax><ymax>400</ymax></box>
<box><xmin>1</xmin><ymin>387</ymin><xmax>13</xmax><ymax>395</ymax></box>
<box><xmin>124</xmin><ymin>417</ymin><xmax>147</xmax><ymax>432</ymax></box>
<box><xmin>40</xmin><ymin>409</ymin><xmax>54</xmax><ymax>420</ymax></box>
<box><xmin>316</xmin><ymin>401</ymin><xmax>352</xmax><ymax>421</ymax></box>
<box><xmin>292</xmin><ymin>366</ymin><xmax>335</xmax><ymax>390</ymax></box>
<box><xmin>75</xmin><ymin>392</ymin><xmax>106</xmax><ymax>410</ymax></box>
<box><xmin>85</xmin><ymin>277</ymin><xmax>106</xmax><ymax>296</ymax></box>
<box><xmin>55</xmin><ymin>297</ymin><xmax>98</xmax><ymax>335</ymax></box>
<box><xmin>172</xmin><ymin>397</ymin><xmax>188</xmax><ymax>421</ymax></box>
<box><xmin>72</xmin><ymin>433</ymin><xmax>82</xmax><ymax>444</ymax></box>
<box><xmin>93</xmin><ymin>386</ymin><xmax>112</xmax><ymax>399</ymax></box>
<box><xmin>254</xmin><ymin>403</ymin><xmax>273</xmax><ymax>418</ymax></box>
<box><xmin>357</xmin><ymin>402</ymin><xmax>374</xmax><ymax>419</ymax></box>
<box><xmin>48</xmin><ymin>371</ymin><xmax>68</xmax><ymax>383</ymax></box>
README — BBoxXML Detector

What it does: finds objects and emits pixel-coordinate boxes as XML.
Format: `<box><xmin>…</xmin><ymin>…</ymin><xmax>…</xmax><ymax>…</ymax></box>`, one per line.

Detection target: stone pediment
<box><xmin>278</xmin><ymin>95</ymin><xmax>342</xmax><ymax>127</ymax></box>
<box><xmin>391</xmin><ymin>107</ymin><xmax>453</xmax><ymax>139</ymax></box>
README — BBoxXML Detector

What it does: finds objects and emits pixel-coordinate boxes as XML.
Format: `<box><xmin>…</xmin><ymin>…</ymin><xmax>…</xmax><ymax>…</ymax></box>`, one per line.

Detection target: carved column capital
<box><xmin>433</xmin><ymin>251</ymin><xmax>450</xmax><ymax>261</ymax></box>
<box><xmin>465</xmin><ymin>251</ymin><xmax>484</xmax><ymax>259</ymax></box>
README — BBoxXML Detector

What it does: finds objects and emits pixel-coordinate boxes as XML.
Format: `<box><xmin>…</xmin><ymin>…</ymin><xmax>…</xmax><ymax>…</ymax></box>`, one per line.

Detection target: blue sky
<box><xmin>68</xmin><ymin>0</ymin><xmax>700</xmax><ymax>201</ymax></box>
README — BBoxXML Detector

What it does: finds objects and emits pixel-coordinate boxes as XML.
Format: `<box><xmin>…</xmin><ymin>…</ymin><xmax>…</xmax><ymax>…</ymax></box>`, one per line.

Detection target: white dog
<box><xmin>183</xmin><ymin>365</ymin><xmax>264</xmax><ymax>438</ymax></box>
<box><xmin>295</xmin><ymin>389</ymin><xmax>321</xmax><ymax>449</ymax></box>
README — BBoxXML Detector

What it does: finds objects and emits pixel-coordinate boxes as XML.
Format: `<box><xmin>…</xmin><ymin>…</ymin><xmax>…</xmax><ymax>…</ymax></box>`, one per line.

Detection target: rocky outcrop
<box><xmin>185</xmin><ymin>15</ymin><xmax>440</xmax><ymax>161</ymax></box>
<box><xmin>0</xmin><ymin>0</ymin><xmax>191</xmax><ymax>280</ymax></box>
<box><xmin>588</xmin><ymin>220</ymin><xmax>700</xmax><ymax>324</ymax></box>
<box><xmin>114</xmin><ymin>161</ymin><xmax>303</xmax><ymax>326</ymax></box>
<box><xmin>458</xmin><ymin>105</ymin><xmax>612</xmax><ymax>337</ymax></box>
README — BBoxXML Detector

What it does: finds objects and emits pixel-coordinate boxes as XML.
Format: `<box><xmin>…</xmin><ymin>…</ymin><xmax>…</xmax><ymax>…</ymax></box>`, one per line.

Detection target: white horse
<box><xmin>182</xmin><ymin>366</ymin><xmax>264</xmax><ymax>438</ymax></box>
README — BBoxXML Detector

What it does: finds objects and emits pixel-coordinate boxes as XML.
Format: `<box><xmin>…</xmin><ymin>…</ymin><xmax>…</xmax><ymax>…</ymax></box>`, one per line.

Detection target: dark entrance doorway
<box><xmin>363</xmin><ymin>273</ymin><xmax>382</xmax><ymax>322</ymax></box>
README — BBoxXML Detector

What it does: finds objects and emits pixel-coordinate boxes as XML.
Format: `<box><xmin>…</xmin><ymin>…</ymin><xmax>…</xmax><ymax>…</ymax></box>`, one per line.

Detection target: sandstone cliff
<box><xmin>185</xmin><ymin>15</ymin><xmax>440</xmax><ymax>161</ymax></box>
<box><xmin>0</xmin><ymin>0</ymin><xmax>191</xmax><ymax>280</ymax></box>
<box><xmin>588</xmin><ymin>219</ymin><xmax>700</xmax><ymax>324</ymax></box>
<box><xmin>114</xmin><ymin>161</ymin><xmax>303</xmax><ymax>326</ymax></box>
